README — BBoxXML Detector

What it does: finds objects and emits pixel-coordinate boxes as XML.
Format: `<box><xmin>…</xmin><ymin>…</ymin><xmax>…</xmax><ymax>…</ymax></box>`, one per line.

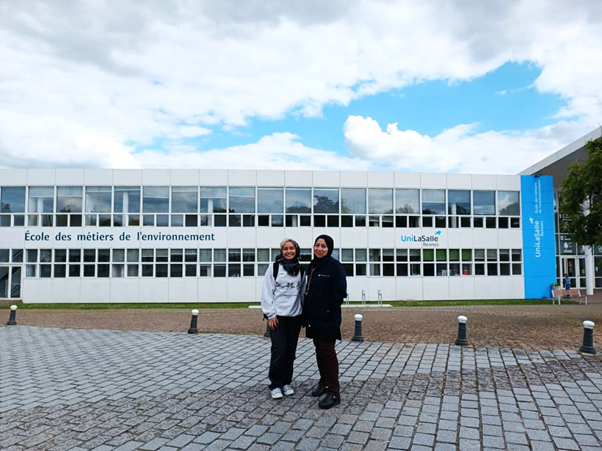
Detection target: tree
<box><xmin>559</xmin><ymin>136</ymin><xmax>602</xmax><ymax>247</ymax></box>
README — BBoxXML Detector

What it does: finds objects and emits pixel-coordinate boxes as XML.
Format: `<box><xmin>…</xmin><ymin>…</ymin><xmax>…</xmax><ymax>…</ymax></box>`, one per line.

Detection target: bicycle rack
<box><xmin>361</xmin><ymin>289</ymin><xmax>366</xmax><ymax>306</ymax></box>
<box><xmin>378</xmin><ymin>290</ymin><xmax>382</xmax><ymax>306</ymax></box>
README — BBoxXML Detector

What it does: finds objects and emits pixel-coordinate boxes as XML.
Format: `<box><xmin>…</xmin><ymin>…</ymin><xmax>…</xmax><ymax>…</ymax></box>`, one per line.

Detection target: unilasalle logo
<box><xmin>529</xmin><ymin>217</ymin><xmax>543</xmax><ymax>258</ymax></box>
<box><xmin>400</xmin><ymin>230</ymin><xmax>442</xmax><ymax>247</ymax></box>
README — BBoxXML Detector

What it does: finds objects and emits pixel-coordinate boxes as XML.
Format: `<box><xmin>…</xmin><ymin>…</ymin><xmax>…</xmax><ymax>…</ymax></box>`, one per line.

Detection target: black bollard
<box><xmin>455</xmin><ymin>315</ymin><xmax>468</xmax><ymax>346</ymax></box>
<box><xmin>7</xmin><ymin>305</ymin><xmax>17</xmax><ymax>326</ymax></box>
<box><xmin>264</xmin><ymin>322</ymin><xmax>270</xmax><ymax>338</ymax></box>
<box><xmin>188</xmin><ymin>309</ymin><xmax>199</xmax><ymax>334</ymax></box>
<box><xmin>352</xmin><ymin>314</ymin><xmax>364</xmax><ymax>342</ymax></box>
<box><xmin>579</xmin><ymin>321</ymin><xmax>596</xmax><ymax>355</ymax></box>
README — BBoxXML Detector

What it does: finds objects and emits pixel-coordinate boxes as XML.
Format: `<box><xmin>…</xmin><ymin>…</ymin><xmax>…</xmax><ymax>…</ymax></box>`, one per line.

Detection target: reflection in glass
<box><xmin>498</xmin><ymin>191</ymin><xmax>520</xmax><ymax>215</ymax></box>
<box><xmin>56</xmin><ymin>187</ymin><xmax>82</xmax><ymax>212</ymax></box>
<box><xmin>29</xmin><ymin>187</ymin><xmax>55</xmax><ymax>213</ymax></box>
<box><xmin>257</xmin><ymin>188</ymin><xmax>283</xmax><ymax>213</ymax></box>
<box><xmin>368</xmin><ymin>188</ymin><xmax>393</xmax><ymax>214</ymax></box>
<box><xmin>286</xmin><ymin>188</ymin><xmax>311</xmax><ymax>213</ymax></box>
<box><xmin>395</xmin><ymin>189</ymin><xmax>419</xmax><ymax>213</ymax></box>
<box><xmin>474</xmin><ymin>191</ymin><xmax>495</xmax><ymax>215</ymax></box>
<box><xmin>314</xmin><ymin>189</ymin><xmax>339</xmax><ymax>213</ymax></box>
<box><xmin>448</xmin><ymin>190</ymin><xmax>470</xmax><ymax>215</ymax></box>
<box><xmin>172</xmin><ymin>187</ymin><xmax>198</xmax><ymax>213</ymax></box>
<box><xmin>1</xmin><ymin>187</ymin><xmax>26</xmax><ymax>213</ymax></box>
<box><xmin>200</xmin><ymin>187</ymin><xmax>227</xmax><ymax>213</ymax></box>
<box><xmin>114</xmin><ymin>187</ymin><xmax>141</xmax><ymax>213</ymax></box>
<box><xmin>229</xmin><ymin>187</ymin><xmax>255</xmax><ymax>213</ymax></box>
<box><xmin>422</xmin><ymin>189</ymin><xmax>445</xmax><ymax>214</ymax></box>
<box><xmin>341</xmin><ymin>189</ymin><xmax>366</xmax><ymax>214</ymax></box>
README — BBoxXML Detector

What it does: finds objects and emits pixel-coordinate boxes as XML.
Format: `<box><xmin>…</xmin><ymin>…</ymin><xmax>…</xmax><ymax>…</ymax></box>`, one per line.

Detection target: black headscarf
<box><xmin>275</xmin><ymin>238</ymin><xmax>302</xmax><ymax>276</ymax></box>
<box><xmin>313</xmin><ymin>234</ymin><xmax>334</xmax><ymax>258</ymax></box>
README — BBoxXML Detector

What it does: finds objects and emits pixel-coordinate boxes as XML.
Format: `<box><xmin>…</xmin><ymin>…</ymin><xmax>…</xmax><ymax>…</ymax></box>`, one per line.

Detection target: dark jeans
<box><xmin>268</xmin><ymin>315</ymin><xmax>302</xmax><ymax>390</ymax></box>
<box><xmin>313</xmin><ymin>338</ymin><xmax>340</xmax><ymax>395</ymax></box>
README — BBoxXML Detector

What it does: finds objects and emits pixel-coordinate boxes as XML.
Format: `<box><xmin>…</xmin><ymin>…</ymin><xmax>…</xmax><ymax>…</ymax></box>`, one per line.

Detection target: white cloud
<box><xmin>0</xmin><ymin>0</ymin><xmax>601</xmax><ymax>172</ymax></box>
<box><xmin>343</xmin><ymin>115</ymin><xmax>582</xmax><ymax>174</ymax></box>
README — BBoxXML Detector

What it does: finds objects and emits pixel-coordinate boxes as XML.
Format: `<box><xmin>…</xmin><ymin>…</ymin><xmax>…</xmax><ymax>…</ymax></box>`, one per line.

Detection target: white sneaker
<box><xmin>283</xmin><ymin>385</ymin><xmax>294</xmax><ymax>396</ymax></box>
<box><xmin>271</xmin><ymin>388</ymin><xmax>283</xmax><ymax>399</ymax></box>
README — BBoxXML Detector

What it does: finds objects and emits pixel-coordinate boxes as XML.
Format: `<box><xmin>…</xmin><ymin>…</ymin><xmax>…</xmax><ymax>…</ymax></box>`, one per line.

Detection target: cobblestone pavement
<box><xmin>2</xmin><ymin>326</ymin><xmax>602</xmax><ymax>450</ymax></box>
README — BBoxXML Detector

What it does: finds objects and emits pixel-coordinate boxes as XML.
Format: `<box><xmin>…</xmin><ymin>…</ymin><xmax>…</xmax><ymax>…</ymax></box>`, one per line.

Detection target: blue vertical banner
<box><xmin>520</xmin><ymin>175</ymin><xmax>557</xmax><ymax>298</ymax></box>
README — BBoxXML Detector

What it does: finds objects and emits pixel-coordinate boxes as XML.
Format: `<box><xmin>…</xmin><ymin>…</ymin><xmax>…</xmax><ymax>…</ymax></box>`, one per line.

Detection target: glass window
<box><xmin>448</xmin><ymin>190</ymin><xmax>471</xmax><ymax>215</ymax></box>
<box><xmin>0</xmin><ymin>249</ymin><xmax>8</xmax><ymax>263</ymax></box>
<box><xmin>422</xmin><ymin>190</ymin><xmax>445</xmax><ymax>214</ymax></box>
<box><xmin>27</xmin><ymin>249</ymin><xmax>38</xmax><ymax>263</ymax></box>
<box><xmin>229</xmin><ymin>187</ymin><xmax>255</xmax><ymax>213</ymax></box>
<box><xmin>257</xmin><ymin>188</ymin><xmax>283</xmax><ymax>213</ymax></box>
<box><xmin>474</xmin><ymin>191</ymin><xmax>495</xmax><ymax>215</ymax></box>
<box><xmin>341</xmin><ymin>249</ymin><xmax>354</xmax><ymax>262</ymax></box>
<box><xmin>143</xmin><ymin>187</ymin><xmax>169</xmax><ymax>213</ymax></box>
<box><xmin>341</xmin><ymin>189</ymin><xmax>366</xmax><ymax>214</ymax></box>
<box><xmin>1</xmin><ymin>187</ymin><xmax>26</xmax><ymax>213</ymax></box>
<box><xmin>286</xmin><ymin>188</ymin><xmax>311</xmax><ymax>213</ymax></box>
<box><xmin>172</xmin><ymin>187</ymin><xmax>198</xmax><ymax>213</ymax></box>
<box><xmin>28</xmin><ymin>187</ymin><xmax>54</xmax><ymax>213</ymax></box>
<box><xmin>200</xmin><ymin>187</ymin><xmax>227</xmax><ymax>213</ymax></box>
<box><xmin>199</xmin><ymin>249</ymin><xmax>212</xmax><ymax>262</ymax></box>
<box><xmin>498</xmin><ymin>191</ymin><xmax>520</xmax><ymax>216</ymax></box>
<box><xmin>314</xmin><ymin>189</ymin><xmax>339</xmax><ymax>214</ymax></box>
<box><xmin>114</xmin><ymin>187</ymin><xmax>141</xmax><ymax>213</ymax></box>
<box><xmin>395</xmin><ymin>189</ymin><xmax>419</xmax><ymax>214</ymax></box>
<box><xmin>56</xmin><ymin>187</ymin><xmax>82</xmax><ymax>212</ymax></box>
<box><xmin>84</xmin><ymin>186</ymin><xmax>111</xmax><ymax>213</ymax></box>
<box><xmin>368</xmin><ymin>189</ymin><xmax>393</xmax><ymax>214</ymax></box>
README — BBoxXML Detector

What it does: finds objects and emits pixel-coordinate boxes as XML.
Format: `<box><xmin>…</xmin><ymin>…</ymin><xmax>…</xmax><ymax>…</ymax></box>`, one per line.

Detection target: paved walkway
<box><xmin>1</xmin><ymin>326</ymin><xmax>602</xmax><ymax>450</ymax></box>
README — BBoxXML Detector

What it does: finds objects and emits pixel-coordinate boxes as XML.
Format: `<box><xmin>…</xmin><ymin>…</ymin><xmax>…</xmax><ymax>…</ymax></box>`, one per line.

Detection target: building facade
<box><xmin>0</xmin><ymin>169</ymin><xmax>558</xmax><ymax>303</ymax></box>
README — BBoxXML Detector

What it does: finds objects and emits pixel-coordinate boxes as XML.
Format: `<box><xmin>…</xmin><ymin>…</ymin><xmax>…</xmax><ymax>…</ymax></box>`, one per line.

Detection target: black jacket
<box><xmin>304</xmin><ymin>256</ymin><xmax>347</xmax><ymax>333</ymax></box>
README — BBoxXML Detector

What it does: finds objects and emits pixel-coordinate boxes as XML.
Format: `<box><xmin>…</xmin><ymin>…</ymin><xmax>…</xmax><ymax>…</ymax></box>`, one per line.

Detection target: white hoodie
<box><xmin>261</xmin><ymin>264</ymin><xmax>305</xmax><ymax>319</ymax></box>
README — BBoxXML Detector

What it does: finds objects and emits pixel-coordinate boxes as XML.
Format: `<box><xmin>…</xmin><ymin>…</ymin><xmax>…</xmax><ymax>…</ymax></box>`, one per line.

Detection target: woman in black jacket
<box><xmin>304</xmin><ymin>234</ymin><xmax>347</xmax><ymax>409</ymax></box>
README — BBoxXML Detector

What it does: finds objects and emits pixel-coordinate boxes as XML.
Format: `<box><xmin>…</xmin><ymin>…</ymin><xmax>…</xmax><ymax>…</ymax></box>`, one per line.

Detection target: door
<box><xmin>561</xmin><ymin>257</ymin><xmax>583</xmax><ymax>289</ymax></box>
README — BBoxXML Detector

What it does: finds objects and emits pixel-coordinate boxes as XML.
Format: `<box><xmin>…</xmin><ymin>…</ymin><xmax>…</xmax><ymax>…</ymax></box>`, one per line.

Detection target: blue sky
<box><xmin>1</xmin><ymin>1</ymin><xmax>601</xmax><ymax>173</ymax></box>
<box><xmin>202</xmin><ymin>62</ymin><xmax>566</xmax><ymax>154</ymax></box>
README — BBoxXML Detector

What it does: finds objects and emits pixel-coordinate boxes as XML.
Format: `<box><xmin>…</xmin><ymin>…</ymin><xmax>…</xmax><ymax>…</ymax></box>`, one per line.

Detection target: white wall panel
<box><xmin>169</xmin><ymin>279</ymin><xmax>198</xmax><ymax>303</ymax></box>
<box><xmin>139</xmin><ymin>279</ymin><xmax>169</xmax><ymax>302</ymax></box>
<box><xmin>56</xmin><ymin>169</ymin><xmax>85</xmax><ymax>186</ymax></box>
<box><xmin>170</xmin><ymin>170</ymin><xmax>199</xmax><ymax>186</ymax></box>
<box><xmin>27</xmin><ymin>169</ymin><xmax>56</xmax><ymax>186</ymax></box>
<box><xmin>110</xmin><ymin>279</ymin><xmax>140</xmax><ymax>303</ymax></box>
<box><xmin>199</xmin><ymin>169</ymin><xmax>228</xmax><ymax>185</ymax></box>
<box><xmin>422</xmin><ymin>278</ymin><xmax>449</xmax><ymax>300</ymax></box>
<box><xmin>22</xmin><ymin>279</ymin><xmax>53</xmax><ymax>303</ymax></box>
<box><xmin>229</xmin><ymin>170</ymin><xmax>256</xmax><ymax>185</ymax></box>
<box><xmin>340</xmin><ymin>171</ymin><xmax>367</xmax><ymax>187</ymax></box>
<box><xmin>368</xmin><ymin>172</ymin><xmax>394</xmax><ymax>187</ymax></box>
<box><xmin>496</xmin><ymin>175</ymin><xmax>521</xmax><ymax>191</ymax></box>
<box><xmin>80</xmin><ymin>279</ymin><xmax>111</xmax><ymax>303</ymax></box>
<box><xmin>227</xmin><ymin>279</ymin><xmax>256</xmax><ymax>302</ymax></box>
<box><xmin>198</xmin><ymin>279</ymin><xmax>227</xmax><ymax>302</ymax></box>
<box><xmin>449</xmin><ymin>277</ymin><xmax>475</xmax><ymax>300</ymax></box>
<box><xmin>284</xmin><ymin>171</ymin><xmax>312</xmax><ymax>187</ymax></box>
<box><xmin>142</xmin><ymin>170</ymin><xmax>170</xmax><ymax>186</ymax></box>
<box><xmin>227</xmin><ymin>228</ymin><xmax>257</xmax><ymax>248</ymax></box>
<box><xmin>395</xmin><ymin>277</ymin><xmax>423</xmax><ymax>301</ymax></box>
<box><xmin>499</xmin><ymin>277</ymin><xmax>525</xmax><ymax>299</ymax></box>
<box><xmin>421</xmin><ymin>173</ymin><xmax>447</xmax><ymax>189</ymax></box>
<box><xmin>446</xmin><ymin>173</ymin><xmax>472</xmax><ymax>189</ymax></box>
<box><xmin>474</xmin><ymin>277</ymin><xmax>500</xmax><ymax>299</ymax></box>
<box><xmin>0</xmin><ymin>169</ymin><xmax>27</xmax><ymax>185</ymax></box>
<box><xmin>394</xmin><ymin>172</ymin><xmax>421</xmax><ymax>188</ymax></box>
<box><xmin>471</xmin><ymin>174</ymin><xmax>497</xmax><ymax>190</ymax></box>
<box><xmin>51</xmin><ymin>279</ymin><xmax>82</xmax><ymax>303</ymax></box>
<box><xmin>84</xmin><ymin>169</ymin><xmax>113</xmax><ymax>185</ymax></box>
<box><xmin>313</xmin><ymin>171</ymin><xmax>340</xmax><ymax>187</ymax></box>
<box><xmin>368</xmin><ymin>278</ymin><xmax>396</xmax><ymax>302</ymax></box>
<box><xmin>257</xmin><ymin>170</ymin><xmax>284</xmax><ymax>186</ymax></box>
<box><xmin>113</xmin><ymin>170</ymin><xmax>142</xmax><ymax>186</ymax></box>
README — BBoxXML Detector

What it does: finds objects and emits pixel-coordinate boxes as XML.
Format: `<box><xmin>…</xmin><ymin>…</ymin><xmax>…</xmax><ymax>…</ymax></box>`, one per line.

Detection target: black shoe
<box><xmin>318</xmin><ymin>394</ymin><xmax>340</xmax><ymax>409</ymax></box>
<box><xmin>311</xmin><ymin>384</ymin><xmax>327</xmax><ymax>397</ymax></box>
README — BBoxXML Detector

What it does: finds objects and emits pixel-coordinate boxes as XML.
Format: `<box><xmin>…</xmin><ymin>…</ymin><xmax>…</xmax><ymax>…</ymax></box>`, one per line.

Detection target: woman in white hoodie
<box><xmin>261</xmin><ymin>238</ymin><xmax>306</xmax><ymax>400</ymax></box>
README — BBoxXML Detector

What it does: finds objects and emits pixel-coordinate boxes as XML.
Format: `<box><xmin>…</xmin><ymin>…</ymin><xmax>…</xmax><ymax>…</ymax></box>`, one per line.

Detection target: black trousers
<box><xmin>313</xmin><ymin>338</ymin><xmax>340</xmax><ymax>395</ymax></box>
<box><xmin>268</xmin><ymin>315</ymin><xmax>302</xmax><ymax>390</ymax></box>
